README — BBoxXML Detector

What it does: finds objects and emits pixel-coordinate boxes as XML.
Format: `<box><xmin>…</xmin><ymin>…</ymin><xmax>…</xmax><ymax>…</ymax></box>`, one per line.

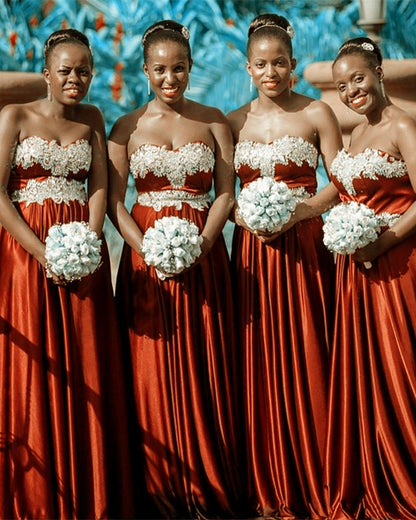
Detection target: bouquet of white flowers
<box><xmin>323</xmin><ymin>201</ymin><xmax>381</xmax><ymax>256</ymax></box>
<box><xmin>237</xmin><ymin>177</ymin><xmax>299</xmax><ymax>233</ymax></box>
<box><xmin>45</xmin><ymin>221</ymin><xmax>102</xmax><ymax>282</ymax></box>
<box><xmin>141</xmin><ymin>216</ymin><xmax>203</xmax><ymax>279</ymax></box>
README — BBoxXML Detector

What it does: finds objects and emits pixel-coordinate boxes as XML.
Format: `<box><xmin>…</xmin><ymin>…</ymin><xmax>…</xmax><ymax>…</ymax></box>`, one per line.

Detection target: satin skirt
<box><xmin>324</xmin><ymin>236</ymin><xmax>416</xmax><ymax>520</ymax></box>
<box><xmin>232</xmin><ymin>216</ymin><xmax>333</xmax><ymax>519</ymax></box>
<box><xmin>0</xmin><ymin>200</ymin><xmax>133</xmax><ymax>519</ymax></box>
<box><xmin>117</xmin><ymin>203</ymin><xmax>245</xmax><ymax>519</ymax></box>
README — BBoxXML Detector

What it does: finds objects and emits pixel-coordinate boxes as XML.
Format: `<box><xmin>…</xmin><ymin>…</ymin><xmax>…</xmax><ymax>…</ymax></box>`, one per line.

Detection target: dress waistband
<box><xmin>10</xmin><ymin>177</ymin><xmax>87</xmax><ymax>206</ymax></box>
<box><xmin>136</xmin><ymin>189</ymin><xmax>211</xmax><ymax>211</ymax></box>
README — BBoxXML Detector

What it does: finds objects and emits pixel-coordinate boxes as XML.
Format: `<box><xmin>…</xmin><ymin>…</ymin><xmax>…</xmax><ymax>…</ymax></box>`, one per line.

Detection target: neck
<box><xmin>153</xmin><ymin>94</ymin><xmax>186</xmax><ymax>114</ymax></box>
<box><xmin>366</xmin><ymin>97</ymin><xmax>391</xmax><ymax>125</ymax></box>
<box><xmin>256</xmin><ymin>87</ymin><xmax>293</xmax><ymax>111</ymax></box>
<box><xmin>44</xmin><ymin>98</ymin><xmax>77</xmax><ymax>119</ymax></box>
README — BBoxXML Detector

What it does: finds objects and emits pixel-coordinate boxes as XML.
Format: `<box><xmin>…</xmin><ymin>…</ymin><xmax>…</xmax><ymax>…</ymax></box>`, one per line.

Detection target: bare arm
<box><xmin>199</xmin><ymin>113</ymin><xmax>235</xmax><ymax>256</ymax></box>
<box><xmin>258</xmin><ymin>102</ymin><xmax>343</xmax><ymax>243</ymax></box>
<box><xmin>86</xmin><ymin>106</ymin><xmax>108</xmax><ymax>235</ymax></box>
<box><xmin>354</xmin><ymin>113</ymin><xmax>416</xmax><ymax>263</ymax></box>
<box><xmin>107</xmin><ymin>118</ymin><xmax>144</xmax><ymax>256</ymax></box>
<box><xmin>0</xmin><ymin>105</ymin><xmax>46</xmax><ymax>266</ymax></box>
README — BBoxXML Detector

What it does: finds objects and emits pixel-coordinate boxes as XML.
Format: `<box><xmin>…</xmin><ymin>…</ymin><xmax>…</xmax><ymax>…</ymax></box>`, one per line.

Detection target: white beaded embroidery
<box><xmin>234</xmin><ymin>136</ymin><xmax>318</xmax><ymax>177</ymax></box>
<box><xmin>136</xmin><ymin>190</ymin><xmax>211</xmax><ymax>211</ymax></box>
<box><xmin>331</xmin><ymin>148</ymin><xmax>408</xmax><ymax>195</ymax></box>
<box><xmin>10</xmin><ymin>177</ymin><xmax>87</xmax><ymax>206</ymax></box>
<box><xmin>129</xmin><ymin>142</ymin><xmax>215</xmax><ymax>188</ymax></box>
<box><xmin>14</xmin><ymin>136</ymin><xmax>92</xmax><ymax>177</ymax></box>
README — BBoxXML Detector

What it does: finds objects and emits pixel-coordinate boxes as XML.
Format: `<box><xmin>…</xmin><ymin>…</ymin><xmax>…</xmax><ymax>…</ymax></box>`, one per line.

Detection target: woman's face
<box><xmin>144</xmin><ymin>40</ymin><xmax>191</xmax><ymax>104</ymax></box>
<box><xmin>247</xmin><ymin>37</ymin><xmax>294</xmax><ymax>98</ymax></box>
<box><xmin>44</xmin><ymin>42</ymin><xmax>93</xmax><ymax>105</ymax></box>
<box><xmin>332</xmin><ymin>54</ymin><xmax>383</xmax><ymax>115</ymax></box>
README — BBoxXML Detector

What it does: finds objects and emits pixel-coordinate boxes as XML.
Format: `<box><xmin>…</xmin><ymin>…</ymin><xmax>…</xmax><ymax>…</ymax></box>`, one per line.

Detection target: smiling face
<box><xmin>332</xmin><ymin>54</ymin><xmax>384</xmax><ymax>116</ymax></box>
<box><xmin>44</xmin><ymin>42</ymin><xmax>93</xmax><ymax>105</ymax></box>
<box><xmin>143</xmin><ymin>40</ymin><xmax>191</xmax><ymax>104</ymax></box>
<box><xmin>247</xmin><ymin>37</ymin><xmax>295</xmax><ymax>98</ymax></box>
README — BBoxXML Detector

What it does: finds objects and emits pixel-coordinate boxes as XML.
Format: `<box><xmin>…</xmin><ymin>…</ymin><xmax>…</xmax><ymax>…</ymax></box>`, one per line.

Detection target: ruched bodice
<box><xmin>330</xmin><ymin>148</ymin><xmax>416</xmax><ymax>215</ymax></box>
<box><xmin>234</xmin><ymin>136</ymin><xmax>319</xmax><ymax>193</ymax></box>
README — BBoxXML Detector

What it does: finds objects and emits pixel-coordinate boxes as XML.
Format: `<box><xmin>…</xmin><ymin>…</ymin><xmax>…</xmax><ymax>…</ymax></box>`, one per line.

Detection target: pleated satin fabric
<box><xmin>324</xmin><ymin>149</ymin><xmax>416</xmax><ymax>520</ymax></box>
<box><xmin>0</xmin><ymin>139</ymin><xmax>133</xmax><ymax>519</ymax></box>
<box><xmin>116</xmin><ymin>143</ymin><xmax>245</xmax><ymax>519</ymax></box>
<box><xmin>232</xmin><ymin>139</ymin><xmax>333</xmax><ymax>519</ymax></box>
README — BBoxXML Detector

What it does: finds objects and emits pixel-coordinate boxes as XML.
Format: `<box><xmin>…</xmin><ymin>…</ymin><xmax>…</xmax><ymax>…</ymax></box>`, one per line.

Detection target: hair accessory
<box><xmin>181</xmin><ymin>26</ymin><xmax>190</xmax><ymax>40</ymax></box>
<box><xmin>252</xmin><ymin>23</ymin><xmax>294</xmax><ymax>39</ymax></box>
<box><xmin>361</xmin><ymin>42</ymin><xmax>374</xmax><ymax>51</ymax></box>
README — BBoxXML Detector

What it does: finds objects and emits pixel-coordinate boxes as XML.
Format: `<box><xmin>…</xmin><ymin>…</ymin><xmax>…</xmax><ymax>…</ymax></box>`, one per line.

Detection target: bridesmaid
<box><xmin>227</xmin><ymin>13</ymin><xmax>342</xmax><ymax>519</ymax></box>
<box><xmin>0</xmin><ymin>29</ymin><xmax>132</xmax><ymax>519</ymax></box>
<box><xmin>324</xmin><ymin>37</ymin><xmax>416</xmax><ymax>520</ymax></box>
<box><xmin>107</xmin><ymin>19</ymin><xmax>244</xmax><ymax>519</ymax></box>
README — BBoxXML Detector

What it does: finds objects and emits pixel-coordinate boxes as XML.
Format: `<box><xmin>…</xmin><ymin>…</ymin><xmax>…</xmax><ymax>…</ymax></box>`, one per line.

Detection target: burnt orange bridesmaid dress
<box><xmin>116</xmin><ymin>141</ymin><xmax>244</xmax><ymax>519</ymax></box>
<box><xmin>324</xmin><ymin>148</ymin><xmax>416</xmax><ymax>520</ymax></box>
<box><xmin>0</xmin><ymin>136</ymin><xmax>133</xmax><ymax>519</ymax></box>
<box><xmin>232</xmin><ymin>136</ymin><xmax>333</xmax><ymax>519</ymax></box>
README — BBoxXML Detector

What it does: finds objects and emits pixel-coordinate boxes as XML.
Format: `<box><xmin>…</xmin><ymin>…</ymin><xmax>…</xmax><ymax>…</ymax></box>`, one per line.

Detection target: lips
<box><xmin>162</xmin><ymin>86</ymin><xmax>180</xmax><ymax>98</ymax></box>
<box><xmin>263</xmin><ymin>81</ymin><xmax>278</xmax><ymax>89</ymax></box>
<box><xmin>350</xmin><ymin>95</ymin><xmax>367</xmax><ymax>108</ymax></box>
<box><xmin>65</xmin><ymin>88</ymin><xmax>82</xmax><ymax>98</ymax></box>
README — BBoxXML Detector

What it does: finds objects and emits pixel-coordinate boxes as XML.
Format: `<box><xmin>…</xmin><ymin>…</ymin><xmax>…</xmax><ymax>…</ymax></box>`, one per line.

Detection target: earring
<box><xmin>249</xmin><ymin>76</ymin><xmax>253</xmax><ymax>93</ymax></box>
<box><xmin>380</xmin><ymin>79</ymin><xmax>386</xmax><ymax>99</ymax></box>
<box><xmin>188</xmin><ymin>74</ymin><xmax>191</xmax><ymax>91</ymax></box>
<box><xmin>87</xmin><ymin>76</ymin><xmax>93</xmax><ymax>103</ymax></box>
<box><xmin>47</xmin><ymin>83</ymin><xmax>52</xmax><ymax>101</ymax></box>
<box><xmin>147</xmin><ymin>77</ymin><xmax>151</xmax><ymax>96</ymax></box>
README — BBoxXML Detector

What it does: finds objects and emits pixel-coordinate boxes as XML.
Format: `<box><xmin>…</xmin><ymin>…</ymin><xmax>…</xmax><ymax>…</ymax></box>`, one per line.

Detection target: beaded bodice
<box><xmin>130</xmin><ymin>141</ymin><xmax>214</xmax><ymax>191</ymax></box>
<box><xmin>330</xmin><ymin>148</ymin><xmax>415</xmax><ymax>215</ymax></box>
<box><xmin>9</xmin><ymin>136</ymin><xmax>91</xmax><ymax>206</ymax></box>
<box><xmin>12</xmin><ymin>136</ymin><xmax>91</xmax><ymax>181</ymax></box>
<box><xmin>234</xmin><ymin>136</ymin><xmax>319</xmax><ymax>193</ymax></box>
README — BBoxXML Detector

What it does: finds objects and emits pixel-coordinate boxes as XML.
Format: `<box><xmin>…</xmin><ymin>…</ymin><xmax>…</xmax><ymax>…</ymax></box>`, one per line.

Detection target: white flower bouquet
<box><xmin>45</xmin><ymin>221</ymin><xmax>102</xmax><ymax>282</ymax></box>
<box><xmin>141</xmin><ymin>216</ymin><xmax>203</xmax><ymax>279</ymax></box>
<box><xmin>237</xmin><ymin>177</ymin><xmax>298</xmax><ymax>233</ymax></box>
<box><xmin>323</xmin><ymin>201</ymin><xmax>381</xmax><ymax>256</ymax></box>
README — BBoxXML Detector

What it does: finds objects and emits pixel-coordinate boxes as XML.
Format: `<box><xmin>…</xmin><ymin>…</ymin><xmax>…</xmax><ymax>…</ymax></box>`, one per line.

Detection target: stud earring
<box><xmin>147</xmin><ymin>77</ymin><xmax>151</xmax><ymax>96</ymax></box>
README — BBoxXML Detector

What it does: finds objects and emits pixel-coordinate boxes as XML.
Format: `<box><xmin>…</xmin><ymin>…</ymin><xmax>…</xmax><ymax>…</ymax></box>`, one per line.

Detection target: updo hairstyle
<box><xmin>247</xmin><ymin>13</ymin><xmax>294</xmax><ymax>58</ymax></box>
<box><xmin>142</xmin><ymin>20</ymin><xmax>192</xmax><ymax>64</ymax></box>
<box><xmin>333</xmin><ymin>37</ymin><xmax>382</xmax><ymax>70</ymax></box>
<box><xmin>43</xmin><ymin>28</ymin><xmax>93</xmax><ymax>68</ymax></box>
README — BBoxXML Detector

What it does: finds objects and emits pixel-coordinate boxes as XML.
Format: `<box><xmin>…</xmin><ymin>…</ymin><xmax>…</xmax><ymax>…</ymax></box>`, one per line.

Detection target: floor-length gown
<box><xmin>232</xmin><ymin>136</ymin><xmax>333</xmax><ymax>519</ymax></box>
<box><xmin>0</xmin><ymin>136</ymin><xmax>133</xmax><ymax>519</ymax></box>
<box><xmin>116</xmin><ymin>141</ymin><xmax>244</xmax><ymax>519</ymax></box>
<box><xmin>324</xmin><ymin>148</ymin><xmax>416</xmax><ymax>520</ymax></box>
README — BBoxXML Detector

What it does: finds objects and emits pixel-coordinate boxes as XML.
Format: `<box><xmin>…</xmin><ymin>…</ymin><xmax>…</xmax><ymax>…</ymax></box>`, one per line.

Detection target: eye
<box><xmin>337</xmin><ymin>84</ymin><xmax>346</xmax><ymax>92</ymax></box>
<box><xmin>355</xmin><ymin>75</ymin><xmax>364</xmax><ymax>83</ymax></box>
<box><xmin>255</xmin><ymin>62</ymin><xmax>265</xmax><ymax>69</ymax></box>
<box><xmin>175</xmin><ymin>65</ymin><xmax>185</xmax><ymax>72</ymax></box>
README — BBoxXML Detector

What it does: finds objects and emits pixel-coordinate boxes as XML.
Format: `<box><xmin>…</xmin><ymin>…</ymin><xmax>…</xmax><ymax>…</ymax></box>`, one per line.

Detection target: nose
<box><xmin>346</xmin><ymin>81</ymin><xmax>359</xmax><ymax>97</ymax></box>
<box><xmin>265</xmin><ymin>63</ymin><xmax>276</xmax><ymax>77</ymax></box>
<box><xmin>165</xmin><ymin>70</ymin><xmax>176</xmax><ymax>84</ymax></box>
<box><xmin>68</xmin><ymin>70</ymin><xmax>80</xmax><ymax>84</ymax></box>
